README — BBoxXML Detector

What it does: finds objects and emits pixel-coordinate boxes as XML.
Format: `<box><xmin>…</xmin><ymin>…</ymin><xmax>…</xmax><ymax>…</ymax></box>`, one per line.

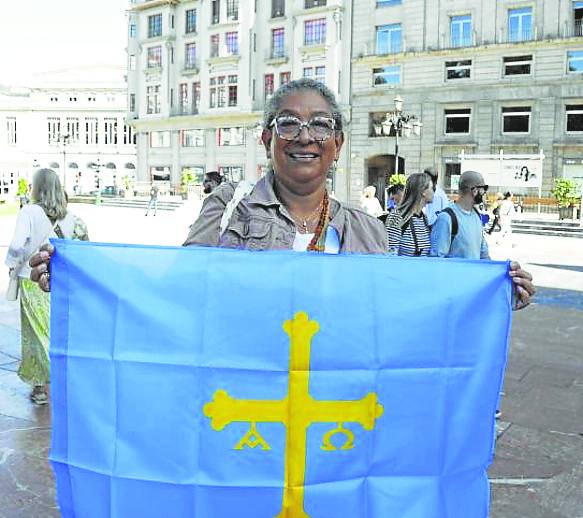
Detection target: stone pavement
<box><xmin>0</xmin><ymin>204</ymin><xmax>582</xmax><ymax>517</ymax></box>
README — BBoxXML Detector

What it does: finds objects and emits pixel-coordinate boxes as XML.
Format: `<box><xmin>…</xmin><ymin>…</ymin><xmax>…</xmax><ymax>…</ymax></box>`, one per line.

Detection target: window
<box><xmin>66</xmin><ymin>117</ymin><xmax>80</xmax><ymax>144</ymax></box>
<box><xmin>373</xmin><ymin>65</ymin><xmax>401</xmax><ymax>85</ymax></box>
<box><xmin>575</xmin><ymin>2</ymin><xmax>583</xmax><ymax>36</ymax></box>
<box><xmin>179</xmin><ymin>83</ymin><xmax>188</xmax><ymax>114</ymax></box>
<box><xmin>226</xmin><ymin>32</ymin><xmax>239</xmax><ymax>55</ymax></box>
<box><xmin>182</xmin><ymin>166</ymin><xmax>205</xmax><ymax>184</ymax></box>
<box><xmin>123</xmin><ymin>125</ymin><xmax>136</xmax><ymax>145</ymax></box>
<box><xmin>150</xmin><ymin>166</ymin><xmax>171</xmax><ymax>181</ymax></box>
<box><xmin>376</xmin><ymin>24</ymin><xmax>402</xmax><ymax>54</ymax></box>
<box><xmin>181</xmin><ymin>129</ymin><xmax>205</xmax><ymax>147</ymax></box>
<box><xmin>147</xmin><ymin>85</ymin><xmax>161</xmax><ymax>114</ymax></box>
<box><xmin>85</xmin><ymin>118</ymin><xmax>98</xmax><ymax>144</ymax></box>
<box><xmin>185</xmin><ymin>9</ymin><xmax>197</xmax><ymax>33</ymax></box>
<box><xmin>219</xmin><ymin>165</ymin><xmax>244</xmax><ymax>182</ymax></box>
<box><xmin>566</xmin><ymin>104</ymin><xmax>583</xmax><ymax>132</ymax></box>
<box><xmin>305</xmin><ymin>0</ymin><xmax>326</xmax><ymax>7</ymax></box>
<box><xmin>185</xmin><ymin>43</ymin><xmax>197</xmax><ymax>69</ymax></box>
<box><xmin>150</xmin><ymin>131</ymin><xmax>171</xmax><ymax>148</ymax></box>
<box><xmin>303</xmin><ymin>66</ymin><xmax>326</xmax><ymax>83</ymax></box>
<box><xmin>502</xmin><ymin>106</ymin><xmax>531</xmax><ymax>133</ymax></box>
<box><xmin>503</xmin><ymin>54</ymin><xmax>532</xmax><ymax>76</ymax></box>
<box><xmin>129</xmin><ymin>94</ymin><xmax>136</xmax><ymax>112</ymax></box>
<box><xmin>210</xmin><ymin>34</ymin><xmax>220</xmax><ymax>57</ymax></box>
<box><xmin>450</xmin><ymin>15</ymin><xmax>472</xmax><ymax>48</ymax></box>
<box><xmin>445</xmin><ymin>59</ymin><xmax>472</xmax><ymax>80</ymax></box>
<box><xmin>47</xmin><ymin>117</ymin><xmax>60</xmax><ymax>144</ymax></box>
<box><xmin>508</xmin><ymin>7</ymin><xmax>532</xmax><ymax>42</ymax></box>
<box><xmin>148</xmin><ymin>14</ymin><xmax>162</xmax><ymax>38</ymax></box>
<box><xmin>567</xmin><ymin>50</ymin><xmax>583</xmax><ymax>73</ymax></box>
<box><xmin>444</xmin><ymin>108</ymin><xmax>471</xmax><ymax>134</ymax></box>
<box><xmin>228</xmin><ymin>75</ymin><xmax>238</xmax><ymax>106</ymax></box>
<box><xmin>272</xmin><ymin>0</ymin><xmax>285</xmax><ymax>17</ymax></box>
<box><xmin>304</xmin><ymin>19</ymin><xmax>326</xmax><ymax>46</ymax></box>
<box><xmin>6</xmin><ymin>117</ymin><xmax>16</xmax><ymax>145</ymax></box>
<box><xmin>280</xmin><ymin>71</ymin><xmax>291</xmax><ymax>86</ymax></box>
<box><xmin>211</xmin><ymin>0</ymin><xmax>220</xmax><ymax>24</ymax></box>
<box><xmin>377</xmin><ymin>0</ymin><xmax>401</xmax><ymax>6</ymax></box>
<box><xmin>272</xmin><ymin>28</ymin><xmax>285</xmax><ymax>58</ymax></box>
<box><xmin>227</xmin><ymin>0</ymin><xmax>239</xmax><ymax>20</ymax></box>
<box><xmin>218</xmin><ymin>127</ymin><xmax>245</xmax><ymax>146</ymax></box>
<box><xmin>192</xmin><ymin>82</ymin><xmax>200</xmax><ymax>112</ymax></box>
<box><xmin>264</xmin><ymin>74</ymin><xmax>275</xmax><ymax>99</ymax></box>
<box><xmin>147</xmin><ymin>46</ymin><xmax>162</xmax><ymax>68</ymax></box>
<box><xmin>104</xmin><ymin>118</ymin><xmax>118</xmax><ymax>145</ymax></box>
<box><xmin>211</xmin><ymin>76</ymin><xmax>237</xmax><ymax>108</ymax></box>
<box><xmin>129</xmin><ymin>23</ymin><xmax>137</xmax><ymax>38</ymax></box>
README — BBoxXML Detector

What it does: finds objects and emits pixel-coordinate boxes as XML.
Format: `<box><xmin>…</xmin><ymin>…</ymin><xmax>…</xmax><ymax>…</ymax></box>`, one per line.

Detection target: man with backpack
<box><xmin>430</xmin><ymin>170</ymin><xmax>490</xmax><ymax>260</ymax></box>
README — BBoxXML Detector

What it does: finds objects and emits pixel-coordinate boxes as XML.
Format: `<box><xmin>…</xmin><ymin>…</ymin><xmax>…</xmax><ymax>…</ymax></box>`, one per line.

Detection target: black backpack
<box><xmin>442</xmin><ymin>207</ymin><xmax>481</xmax><ymax>246</ymax></box>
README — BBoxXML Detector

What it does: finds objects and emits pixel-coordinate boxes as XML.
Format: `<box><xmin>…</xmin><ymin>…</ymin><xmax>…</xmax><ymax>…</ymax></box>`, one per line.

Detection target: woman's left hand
<box><xmin>509</xmin><ymin>261</ymin><xmax>535</xmax><ymax>311</ymax></box>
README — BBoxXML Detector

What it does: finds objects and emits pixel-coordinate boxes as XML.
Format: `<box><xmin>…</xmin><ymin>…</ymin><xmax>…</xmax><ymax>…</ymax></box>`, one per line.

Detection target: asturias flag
<box><xmin>50</xmin><ymin>240</ymin><xmax>512</xmax><ymax>518</ymax></box>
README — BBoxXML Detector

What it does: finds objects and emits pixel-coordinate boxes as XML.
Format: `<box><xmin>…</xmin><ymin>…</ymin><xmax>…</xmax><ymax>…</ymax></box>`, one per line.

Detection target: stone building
<box><xmin>0</xmin><ymin>66</ymin><xmax>136</xmax><ymax>200</ymax></box>
<box><xmin>126</xmin><ymin>0</ymin><xmax>352</xmax><ymax>199</ymax></box>
<box><xmin>350</xmin><ymin>0</ymin><xmax>583</xmax><ymax>203</ymax></box>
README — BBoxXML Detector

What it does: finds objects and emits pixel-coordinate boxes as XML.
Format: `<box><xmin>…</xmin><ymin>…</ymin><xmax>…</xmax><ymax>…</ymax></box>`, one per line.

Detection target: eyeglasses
<box><xmin>269</xmin><ymin>116</ymin><xmax>336</xmax><ymax>142</ymax></box>
<box><xmin>472</xmin><ymin>184</ymin><xmax>489</xmax><ymax>192</ymax></box>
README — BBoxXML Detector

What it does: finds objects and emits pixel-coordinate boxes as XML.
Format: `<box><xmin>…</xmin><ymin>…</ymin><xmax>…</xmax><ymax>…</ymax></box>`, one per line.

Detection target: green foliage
<box><xmin>551</xmin><ymin>178</ymin><xmax>581</xmax><ymax>207</ymax></box>
<box><xmin>17</xmin><ymin>178</ymin><xmax>28</xmax><ymax>196</ymax></box>
<box><xmin>181</xmin><ymin>170</ymin><xmax>195</xmax><ymax>190</ymax></box>
<box><xmin>121</xmin><ymin>175</ymin><xmax>133</xmax><ymax>191</ymax></box>
<box><xmin>388</xmin><ymin>174</ymin><xmax>406</xmax><ymax>187</ymax></box>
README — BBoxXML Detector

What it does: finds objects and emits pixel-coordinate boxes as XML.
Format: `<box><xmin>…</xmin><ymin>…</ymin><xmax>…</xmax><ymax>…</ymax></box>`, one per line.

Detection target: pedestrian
<box><xmin>29</xmin><ymin>81</ymin><xmax>535</xmax><ymax>308</ymax></box>
<box><xmin>385</xmin><ymin>172</ymin><xmax>434</xmax><ymax>256</ymax></box>
<box><xmin>386</xmin><ymin>184</ymin><xmax>404</xmax><ymax>212</ymax></box>
<box><xmin>360</xmin><ymin>185</ymin><xmax>384</xmax><ymax>218</ymax></box>
<box><xmin>422</xmin><ymin>166</ymin><xmax>450</xmax><ymax>226</ymax></box>
<box><xmin>496</xmin><ymin>191</ymin><xmax>516</xmax><ymax>246</ymax></box>
<box><xmin>430</xmin><ymin>170</ymin><xmax>490</xmax><ymax>260</ymax></box>
<box><xmin>5</xmin><ymin>168</ymin><xmax>89</xmax><ymax>405</ymax></box>
<box><xmin>202</xmin><ymin>171</ymin><xmax>224</xmax><ymax>195</ymax></box>
<box><xmin>145</xmin><ymin>184</ymin><xmax>159</xmax><ymax>216</ymax></box>
<box><xmin>488</xmin><ymin>193</ymin><xmax>504</xmax><ymax>234</ymax></box>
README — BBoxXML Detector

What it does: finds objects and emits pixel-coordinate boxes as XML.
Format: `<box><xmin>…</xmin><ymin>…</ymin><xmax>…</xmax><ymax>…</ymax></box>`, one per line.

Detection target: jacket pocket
<box><xmin>222</xmin><ymin>220</ymin><xmax>272</xmax><ymax>250</ymax></box>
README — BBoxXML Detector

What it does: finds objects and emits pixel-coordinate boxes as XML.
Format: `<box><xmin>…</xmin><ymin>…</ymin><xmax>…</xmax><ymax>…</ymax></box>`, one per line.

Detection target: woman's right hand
<box><xmin>29</xmin><ymin>243</ymin><xmax>54</xmax><ymax>292</ymax></box>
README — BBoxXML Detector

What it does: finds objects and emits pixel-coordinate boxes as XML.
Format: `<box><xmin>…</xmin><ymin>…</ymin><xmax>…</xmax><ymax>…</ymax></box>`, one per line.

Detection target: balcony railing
<box><xmin>506</xmin><ymin>27</ymin><xmax>534</xmax><ymax>43</ymax></box>
<box><xmin>266</xmin><ymin>48</ymin><xmax>288</xmax><ymax>61</ymax></box>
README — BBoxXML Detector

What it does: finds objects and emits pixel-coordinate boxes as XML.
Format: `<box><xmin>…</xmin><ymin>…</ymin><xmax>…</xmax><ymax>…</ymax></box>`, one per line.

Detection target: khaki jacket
<box><xmin>183</xmin><ymin>171</ymin><xmax>387</xmax><ymax>254</ymax></box>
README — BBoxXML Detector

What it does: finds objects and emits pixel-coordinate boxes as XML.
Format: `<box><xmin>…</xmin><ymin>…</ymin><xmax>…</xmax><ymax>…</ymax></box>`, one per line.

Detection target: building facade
<box><xmin>126</xmin><ymin>0</ymin><xmax>352</xmax><ymax>199</ymax></box>
<box><xmin>351</xmin><ymin>0</ymin><xmax>583</xmax><ymax>204</ymax></box>
<box><xmin>0</xmin><ymin>67</ymin><xmax>137</xmax><ymax>200</ymax></box>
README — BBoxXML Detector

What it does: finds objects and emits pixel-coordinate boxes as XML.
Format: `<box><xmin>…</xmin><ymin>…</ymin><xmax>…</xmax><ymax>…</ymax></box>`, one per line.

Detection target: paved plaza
<box><xmin>0</xmin><ymin>203</ymin><xmax>582</xmax><ymax>518</ymax></box>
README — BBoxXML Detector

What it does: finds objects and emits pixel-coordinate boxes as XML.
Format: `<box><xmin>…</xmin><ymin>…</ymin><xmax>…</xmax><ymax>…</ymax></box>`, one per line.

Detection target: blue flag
<box><xmin>50</xmin><ymin>241</ymin><xmax>512</xmax><ymax>518</ymax></box>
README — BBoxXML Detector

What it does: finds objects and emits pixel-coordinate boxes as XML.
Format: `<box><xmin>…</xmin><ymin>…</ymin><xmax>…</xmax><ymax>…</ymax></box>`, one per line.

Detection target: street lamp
<box><xmin>378</xmin><ymin>95</ymin><xmax>423</xmax><ymax>180</ymax></box>
<box><xmin>58</xmin><ymin>134</ymin><xmax>70</xmax><ymax>192</ymax></box>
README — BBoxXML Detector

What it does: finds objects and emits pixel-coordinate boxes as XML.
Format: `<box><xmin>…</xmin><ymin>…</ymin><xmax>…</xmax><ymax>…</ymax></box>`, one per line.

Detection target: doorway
<box><xmin>366</xmin><ymin>154</ymin><xmax>405</xmax><ymax>207</ymax></box>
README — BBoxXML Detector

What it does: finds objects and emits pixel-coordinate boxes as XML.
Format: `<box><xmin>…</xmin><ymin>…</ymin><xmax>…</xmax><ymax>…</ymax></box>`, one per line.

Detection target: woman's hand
<box><xmin>29</xmin><ymin>243</ymin><xmax>54</xmax><ymax>293</ymax></box>
<box><xmin>509</xmin><ymin>261</ymin><xmax>535</xmax><ymax>311</ymax></box>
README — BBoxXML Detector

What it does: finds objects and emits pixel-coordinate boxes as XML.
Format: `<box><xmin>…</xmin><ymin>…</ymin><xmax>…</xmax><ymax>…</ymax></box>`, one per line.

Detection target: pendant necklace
<box><xmin>289</xmin><ymin>199</ymin><xmax>324</xmax><ymax>234</ymax></box>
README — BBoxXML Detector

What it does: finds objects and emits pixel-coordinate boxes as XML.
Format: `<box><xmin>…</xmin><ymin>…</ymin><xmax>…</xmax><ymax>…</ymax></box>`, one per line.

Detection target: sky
<box><xmin>0</xmin><ymin>0</ymin><xmax>128</xmax><ymax>85</ymax></box>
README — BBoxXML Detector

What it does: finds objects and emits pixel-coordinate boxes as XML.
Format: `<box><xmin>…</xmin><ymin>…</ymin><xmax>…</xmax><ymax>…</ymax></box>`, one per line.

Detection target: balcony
<box><xmin>563</xmin><ymin>20</ymin><xmax>583</xmax><ymax>38</ymax></box>
<box><xmin>208</xmin><ymin>49</ymin><xmax>240</xmax><ymax>65</ymax></box>
<box><xmin>265</xmin><ymin>48</ymin><xmax>289</xmax><ymax>65</ymax></box>
<box><xmin>182</xmin><ymin>60</ymin><xmax>200</xmax><ymax>75</ymax></box>
<box><xmin>505</xmin><ymin>27</ymin><xmax>534</xmax><ymax>43</ymax></box>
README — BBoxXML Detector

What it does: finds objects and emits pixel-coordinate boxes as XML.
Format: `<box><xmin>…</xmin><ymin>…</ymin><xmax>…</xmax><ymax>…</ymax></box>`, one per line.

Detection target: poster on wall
<box><xmin>460</xmin><ymin>153</ymin><xmax>544</xmax><ymax>190</ymax></box>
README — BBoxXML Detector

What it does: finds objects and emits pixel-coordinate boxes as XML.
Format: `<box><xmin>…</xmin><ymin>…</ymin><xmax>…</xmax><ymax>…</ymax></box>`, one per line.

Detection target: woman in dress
<box><xmin>5</xmin><ymin>168</ymin><xmax>89</xmax><ymax>404</ymax></box>
<box><xmin>385</xmin><ymin>172</ymin><xmax>434</xmax><ymax>257</ymax></box>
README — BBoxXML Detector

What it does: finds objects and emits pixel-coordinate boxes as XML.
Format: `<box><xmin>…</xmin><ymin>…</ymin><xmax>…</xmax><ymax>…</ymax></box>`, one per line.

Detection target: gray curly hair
<box><xmin>263</xmin><ymin>78</ymin><xmax>344</xmax><ymax>131</ymax></box>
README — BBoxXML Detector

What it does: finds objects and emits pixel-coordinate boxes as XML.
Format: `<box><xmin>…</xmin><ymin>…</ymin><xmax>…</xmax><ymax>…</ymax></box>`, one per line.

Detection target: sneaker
<box><xmin>30</xmin><ymin>387</ymin><xmax>48</xmax><ymax>406</ymax></box>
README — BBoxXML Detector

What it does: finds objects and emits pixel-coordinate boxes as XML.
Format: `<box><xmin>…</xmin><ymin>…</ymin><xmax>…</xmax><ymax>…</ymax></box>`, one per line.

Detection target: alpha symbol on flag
<box><xmin>204</xmin><ymin>311</ymin><xmax>384</xmax><ymax>518</ymax></box>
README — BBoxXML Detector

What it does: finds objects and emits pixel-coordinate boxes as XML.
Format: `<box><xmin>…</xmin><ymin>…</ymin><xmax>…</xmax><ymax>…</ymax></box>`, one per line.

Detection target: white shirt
<box><xmin>292</xmin><ymin>226</ymin><xmax>340</xmax><ymax>254</ymax></box>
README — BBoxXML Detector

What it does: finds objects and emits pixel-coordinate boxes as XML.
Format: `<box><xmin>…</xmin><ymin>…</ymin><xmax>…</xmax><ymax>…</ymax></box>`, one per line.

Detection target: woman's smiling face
<box><xmin>262</xmin><ymin>89</ymin><xmax>344</xmax><ymax>195</ymax></box>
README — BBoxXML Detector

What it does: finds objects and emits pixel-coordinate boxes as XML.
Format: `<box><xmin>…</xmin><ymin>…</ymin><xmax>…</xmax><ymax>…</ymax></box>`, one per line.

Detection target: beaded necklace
<box><xmin>306</xmin><ymin>191</ymin><xmax>330</xmax><ymax>252</ymax></box>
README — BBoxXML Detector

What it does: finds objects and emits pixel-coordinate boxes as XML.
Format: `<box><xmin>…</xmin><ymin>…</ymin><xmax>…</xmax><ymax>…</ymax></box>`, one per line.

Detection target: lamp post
<box><xmin>58</xmin><ymin>134</ymin><xmax>70</xmax><ymax>193</ymax></box>
<box><xmin>379</xmin><ymin>95</ymin><xmax>422</xmax><ymax>182</ymax></box>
